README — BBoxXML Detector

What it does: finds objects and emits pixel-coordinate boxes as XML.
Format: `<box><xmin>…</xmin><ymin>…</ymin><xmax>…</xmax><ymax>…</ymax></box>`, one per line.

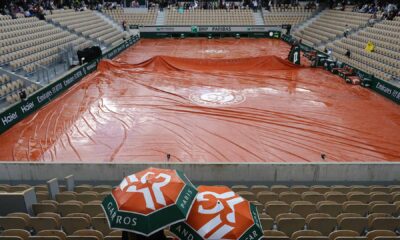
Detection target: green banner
<box><xmin>372</xmin><ymin>79</ymin><xmax>400</xmax><ymax>104</ymax></box>
<box><xmin>0</xmin><ymin>35</ymin><xmax>140</xmax><ymax>135</ymax></box>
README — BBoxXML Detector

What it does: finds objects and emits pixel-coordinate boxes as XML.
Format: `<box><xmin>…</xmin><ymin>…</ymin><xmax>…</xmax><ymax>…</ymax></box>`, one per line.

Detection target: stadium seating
<box><xmin>104</xmin><ymin>8</ymin><xmax>157</xmax><ymax>26</ymax></box>
<box><xmin>165</xmin><ymin>9</ymin><xmax>255</xmax><ymax>25</ymax></box>
<box><xmin>0</xmin><ymin>13</ymin><xmax>12</xmax><ymax>20</ymax></box>
<box><xmin>2</xmin><ymin>183</ymin><xmax>400</xmax><ymax>239</ymax></box>
<box><xmin>294</xmin><ymin>10</ymin><xmax>371</xmax><ymax>47</ymax></box>
<box><xmin>0</xmin><ymin>73</ymin><xmax>40</xmax><ymax>105</ymax></box>
<box><xmin>263</xmin><ymin>6</ymin><xmax>315</xmax><ymax>26</ymax></box>
<box><xmin>327</xmin><ymin>16</ymin><xmax>400</xmax><ymax>83</ymax></box>
<box><xmin>0</xmin><ymin>17</ymin><xmax>93</xmax><ymax>74</ymax></box>
<box><xmin>45</xmin><ymin>10</ymin><xmax>126</xmax><ymax>46</ymax></box>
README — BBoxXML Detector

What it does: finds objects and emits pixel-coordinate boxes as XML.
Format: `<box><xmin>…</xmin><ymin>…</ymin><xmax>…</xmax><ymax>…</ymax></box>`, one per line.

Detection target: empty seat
<box><xmin>92</xmin><ymin>185</ymin><xmax>112</xmax><ymax>194</ymax></box>
<box><xmin>302</xmin><ymin>192</ymin><xmax>325</xmax><ymax>203</ymax></box>
<box><xmin>331</xmin><ymin>186</ymin><xmax>351</xmax><ymax>194</ymax></box>
<box><xmin>328</xmin><ymin>230</ymin><xmax>359</xmax><ymax>240</ymax></box>
<box><xmin>0</xmin><ymin>217</ymin><xmax>29</xmax><ymax>230</ymax></box>
<box><xmin>258</xmin><ymin>191</ymin><xmax>279</xmax><ymax>203</ymax></box>
<box><xmin>260</xmin><ymin>216</ymin><xmax>274</xmax><ymax>231</ymax></box>
<box><xmin>325</xmin><ymin>192</ymin><xmax>347</xmax><ymax>204</ymax></box>
<box><xmin>58</xmin><ymin>201</ymin><xmax>83</xmax><ymax>216</ymax></box>
<box><xmin>36</xmin><ymin>230</ymin><xmax>66</xmax><ymax>240</ymax></box>
<box><xmin>263</xmin><ymin>230</ymin><xmax>289</xmax><ymax>240</ymax></box>
<box><xmin>76</xmin><ymin>192</ymin><xmax>98</xmax><ymax>203</ymax></box>
<box><xmin>317</xmin><ymin>201</ymin><xmax>342</xmax><ymax>217</ymax></box>
<box><xmin>265</xmin><ymin>201</ymin><xmax>290</xmax><ymax>219</ymax></box>
<box><xmin>31</xmin><ymin>214</ymin><xmax>61</xmax><ymax>232</ymax></box>
<box><xmin>291</xmin><ymin>185</ymin><xmax>310</xmax><ymax>194</ymax></box>
<box><xmin>82</xmin><ymin>203</ymin><xmax>104</xmax><ymax>217</ymax></box>
<box><xmin>306</xmin><ymin>213</ymin><xmax>337</xmax><ymax>235</ymax></box>
<box><xmin>74</xmin><ymin>185</ymin><xmax>93</xmax><ymax>193</ymax></box>
<box><xmin>346</xmin><ymin>191</ymin><xmax>370</xmax><ymax>203</ymax></box>
<box><xmin>231</xmin><ymin>185</ymin><xmax>248</xmax><ymax>192</ymax></box>
<box><xmin>279</xmin><ymin>192</ymin><xmax>302</xmax><ymax>204</ymax></box>
<box><xmin>250</xmin><ymin>185</ymin><xmax>269</xmax><ymax>194</ymax></box>
<box><xmin>366</xmin><ymin>230</ymin><xmax>397</xmax><ymax>240</ymax></box>
<box><xmin>32</xmin><ymin>203</ymin><xmax>58</xmax><ymax>215</ymax></box>
<box><xmin>291</xmin><ymin>201</ymin><xmax>317</xmax><ymax>218</ymax></box>
<box><xmin>311</xmin><ymin>186</ymin><xmax>331</xmax><ymax>194</ymax></box>
<box><xmin>369</xmin><ymin>192</ymin><xmax>392</xmax><ymax>203</ymax></box>
<box><xmin>368</xmin><ymin>215</ymin><xmax>400</xmax><ymax>231</ymax></box>
<box><xmin>369</xmin><ymin>202</ymin><xmax>396</xmax><ymax>215</ymax></box>
<box><xmin>55</xmin><ymin>192</ymin><xmax>77</xmax><ymax>203</ymax></box>
<box><xmin>92</xmin><ymin>217</ymin><xmax>112</xmax><ymax>236</ymax></box>
<box><xmin>292</xmin><ymin>230</ymin><xmax>323</xmax><ymax>240</ymax></box>
<box><xmin>60</xmin><ymin>214</ymin><xmax>91</xmax><ymax>235</ymax></box>
<box><xmin>237</xmin><ymin>191</ymin><xmax>256</xmax><ymax>201</ymax></box>
<box><xmin>0</xmin><ymin>230</ymin><xmax>30</xmax><ymax>240</ymax></box>
<box><xmin>342</xmin><ymin>201</ymin><xmax>368</xmax><ymax>216</ymax></box>
<box><xmin>337</xmin><ymin>213</ymin><xmax>367</xmax><ymax>234</ymax></box>
<box><xmin>71</xmin><ymin>230</ymin><xmax>103</xmax><ymax>240</ymax></box>
<box><xmin>276</xmin><ymin>213</ymin><xmax>305</xmax><ymax>237</ymax></box>
<box><xmin>271</xmin><ymin>185</ymin><xmax>290</xmax><ymax>194</ymax></box>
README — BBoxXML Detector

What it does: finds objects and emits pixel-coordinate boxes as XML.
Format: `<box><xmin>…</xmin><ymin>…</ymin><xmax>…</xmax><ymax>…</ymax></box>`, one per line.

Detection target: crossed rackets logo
<box><xmin>196</xmin><ymin>191</ymin><xmax>244</xmax><ymax>239</ymax></box>
<box><xmin>119</xmin><ymin>172</ymin><xmax>171</xmax><ymax>210</ymax></box>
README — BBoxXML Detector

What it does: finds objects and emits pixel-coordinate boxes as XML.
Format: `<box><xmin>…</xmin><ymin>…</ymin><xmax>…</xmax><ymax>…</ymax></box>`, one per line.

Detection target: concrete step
<box><xmin>156</xmin><ymin>10</ymin><xmax>165</xmax><ymax>26</ymax></box>
<box><xmin>253</xmin><ymin>11</ymin><xmax>265</xmax><ymax>25</ymax></box>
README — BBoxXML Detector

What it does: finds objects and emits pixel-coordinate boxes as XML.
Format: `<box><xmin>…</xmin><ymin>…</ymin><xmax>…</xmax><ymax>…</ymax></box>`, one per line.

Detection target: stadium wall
<box><xmin>137</xmin><ymin>25</ymin><xmax>282</xmax><ymax>38</ymax></box>
<box><xmin>0</xmin><ymin>163</ymin><xmax>400</xmax><ymax>185</ymax></box>
<box><xmin>0</xmin><ymin>35</ymin><xmax>140</xmax><ymax>135</ymax></box>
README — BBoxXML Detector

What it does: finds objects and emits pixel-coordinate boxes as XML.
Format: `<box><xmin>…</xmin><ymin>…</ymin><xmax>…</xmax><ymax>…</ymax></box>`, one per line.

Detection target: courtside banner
<box><xmin>0</xmin><ymin>35</ymin><xmax>139</xmax><ymax>135</ymax></box>
<box><xmin>139</xmin><ymin>25</ymin><xmax>282</xmax><ymax>33</ymax></box>
<box><xmin>372</xmin><ymin>79</ymin><xmax>400</xmax><ymax>104</ymax></box>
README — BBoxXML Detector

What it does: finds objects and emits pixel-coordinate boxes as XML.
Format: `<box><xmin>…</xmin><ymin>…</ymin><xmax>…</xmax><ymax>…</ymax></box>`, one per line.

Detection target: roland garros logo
<box><xmin>196</xmin><ymin>191</ymin><xmax>244</xmax><ymax>239</ymax></box>
<box><xmin>119</xmin><ymin>172</ymin><xmax>171</xmax><ymax>210</ymax></box>
<box><xmin>189</xmin><ymin>89</ymin><xmax>245</xmax><ymax>107</ymax></box>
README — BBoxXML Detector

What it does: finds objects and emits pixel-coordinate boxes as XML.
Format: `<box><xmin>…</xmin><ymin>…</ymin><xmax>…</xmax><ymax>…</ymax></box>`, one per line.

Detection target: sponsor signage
<box><xmin>140</xmin><ymin>25</ymin><xmax>281</xmax><ymax>33</ymax></box>
<box><xmin>0</xmin><ymin>35</ymin><xmax>139</xmax><ymax>134</ymax></box>
<box><xmin>372</xmin><ymin>79</ymin><xmax>400</xmax><ymax>104</ymax></box>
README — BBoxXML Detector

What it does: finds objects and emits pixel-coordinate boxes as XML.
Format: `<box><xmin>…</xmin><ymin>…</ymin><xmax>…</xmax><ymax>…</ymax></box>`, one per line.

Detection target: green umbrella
<box><xmin>102</xmin><ymin>167</ymin><xmax>197</xmax><ymax>236</ymax></box>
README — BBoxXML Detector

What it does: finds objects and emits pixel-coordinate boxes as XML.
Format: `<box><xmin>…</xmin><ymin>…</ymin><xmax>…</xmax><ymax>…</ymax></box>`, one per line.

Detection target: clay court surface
<box><xmin>0</xmin><ymin>38</ymin><xmax>399</xmax><ymax>162</ymax></box>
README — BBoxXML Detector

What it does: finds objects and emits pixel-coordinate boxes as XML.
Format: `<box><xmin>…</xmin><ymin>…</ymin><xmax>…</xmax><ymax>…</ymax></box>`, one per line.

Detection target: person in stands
<box><xmin>122</xmin><ymin>20</ymin><xmax>127</xmax><ymax>31</ymax></box>
<box><xmin>122</xmin><ymin>231</ymin><xmax>167</xmax><ymax>240</ymax></box>
<box><xmin>345</xmin><ymin>49</ymin><xmax>351</xmax><ymax>58</ymax></box>
<box><xmin>343</xmin><ymin>24</ymin><xmax>351</xmax><ymax>38</ymax></box>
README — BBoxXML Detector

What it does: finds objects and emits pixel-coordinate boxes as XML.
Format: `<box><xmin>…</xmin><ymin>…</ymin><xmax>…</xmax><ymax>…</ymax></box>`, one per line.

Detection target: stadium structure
<box><xmin>0</xmin><ymin>0</ymin><xmax>400</xmax><ymax>239</ymax></box>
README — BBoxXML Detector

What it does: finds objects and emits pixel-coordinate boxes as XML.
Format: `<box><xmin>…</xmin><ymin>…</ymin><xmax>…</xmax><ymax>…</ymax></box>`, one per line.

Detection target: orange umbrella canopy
<box><xmin>102</xmin><ymin>167</ymin><xmax>197</xmax><ymax>236</ymax></box>
<box><xmin>171</xmin><ymin>185</ymin><xmax>263</xmax><ymax>240</ymax></box>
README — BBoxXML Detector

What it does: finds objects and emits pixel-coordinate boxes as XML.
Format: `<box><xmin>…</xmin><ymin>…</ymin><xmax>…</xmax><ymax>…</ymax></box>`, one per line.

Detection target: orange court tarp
<box><xmin>0</xmin><ymin>38</ymin><xmax>399</xmax><ymax>162</ymax></box>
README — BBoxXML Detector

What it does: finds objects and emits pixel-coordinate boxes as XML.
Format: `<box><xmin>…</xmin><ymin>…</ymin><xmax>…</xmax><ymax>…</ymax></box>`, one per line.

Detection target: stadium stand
<box><xmin>2</xmin><ymin>183</ymin><xmax>400</xmax><ymax>239</ymax></box>
<box><xmin>0</xmin><ymin>16</ymin><xmax>93</xmax><ymax>75</ymax></box>
<box><xmin>0</xmin><ymin>73</ymin><xmax>39</xmax><ymax>107</ymax></box>
<box><xmin>327</xmin><ymin>16</ymin><xmax>400</xmax><ymax>83</ymax></box>
<box><xmin>0</xmin><ymin>14</ymin><xmax>12</xmax><ymax>20</ymax></box>
<box><xmin>293</xmin><ymin>10</ymin><xmax>372</xmax><ymax>47</ymax></box>
<box><xmin>104</xmin><ymin>8</ymin><xmax>157</xmax><ymax>26</ymax></box>
<box><xmin>165</xmin><ymin>8</ymin><xmax>255</xmax><ymax>25</ymax></box>
<box><xmin>263</xmin><ymin>6</ymin><xmax>315</xmax><ymax>26</ymax></box>
<box><xmin>45</xmin><ymin>9</ymin><xmax>126</xmax><ymax>47</ymax></box>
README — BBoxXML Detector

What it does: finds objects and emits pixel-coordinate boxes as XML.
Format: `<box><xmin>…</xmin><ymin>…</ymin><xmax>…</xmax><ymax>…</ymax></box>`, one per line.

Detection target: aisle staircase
<box><xmin>156</xmin><ymin>10</ymin><xmax>166</xmax><ymax>25</ymax></box>
<box><xmin>253</xmin><ymin>10</ymin><xmax>265</xmax><ymax>25</ymax></box>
